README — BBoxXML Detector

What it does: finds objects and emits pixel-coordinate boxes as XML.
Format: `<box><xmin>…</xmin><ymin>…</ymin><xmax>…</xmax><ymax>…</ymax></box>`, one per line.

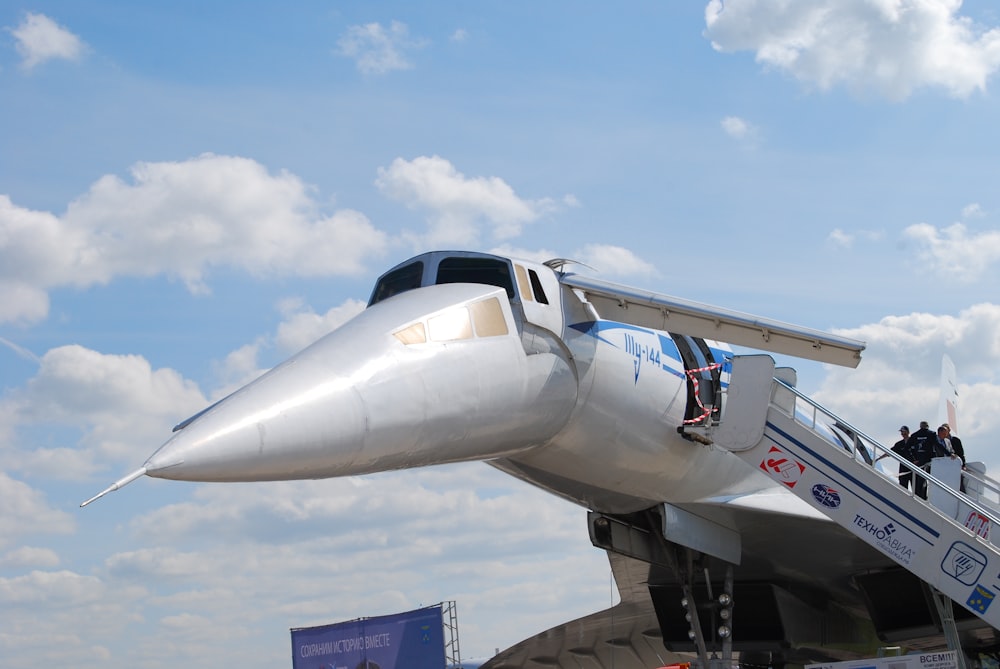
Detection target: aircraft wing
<box><xmin>560</xmin><ymin>274</ymin><xmax>864</xmax><ymax>368</ymax></box>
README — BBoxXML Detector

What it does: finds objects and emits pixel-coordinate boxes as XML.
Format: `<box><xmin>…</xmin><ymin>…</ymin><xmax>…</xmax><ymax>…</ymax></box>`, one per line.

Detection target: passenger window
<box><xmin>469</xmin><ymin>297</ymin><xmax>508</xmax><ymax>337</ymax></box>
<box><xmin>428</xmin><ymin>307</ymin><xmax>473</xmax><ymax>342</ymax></box>
<box><xmin>370</xmin><ymin>262</ymin><xmax>424</xmax><ymax>305</ymax></box>
<box><xmin>435</xmin><ymin>258</ymin><xmax>515</xmax><ymax>299</ymax></box>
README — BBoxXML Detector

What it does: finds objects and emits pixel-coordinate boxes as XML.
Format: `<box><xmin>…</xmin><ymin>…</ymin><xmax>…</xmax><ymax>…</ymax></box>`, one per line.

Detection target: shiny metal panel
<box><xmin>561</xmin><ymin>273</ymin><xmax>864</xmax><ymax>368</ymax></box>
<box><xmin>144</xmin><ymin>283</ymin><xmax>576</xmax><ymax>481</ymax></box>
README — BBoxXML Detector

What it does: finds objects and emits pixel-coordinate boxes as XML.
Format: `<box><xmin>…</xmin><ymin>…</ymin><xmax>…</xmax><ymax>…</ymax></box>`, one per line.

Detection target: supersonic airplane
<box><xmin>83</xmin><ymin>250</ymin><xmax>999</xmax><ymax>668</ymax></box>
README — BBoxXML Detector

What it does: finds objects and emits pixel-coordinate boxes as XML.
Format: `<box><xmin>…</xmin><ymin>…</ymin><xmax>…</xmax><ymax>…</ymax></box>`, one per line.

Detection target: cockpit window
<box><xmin>393</xmin><ymin>297</ymin><xmax>509</xmax><ymax>345</ymax></box>
<box><xmin>428</xmin><ymin>307</ymin><xmax>473</xmax><ymax>342</ymax></box>
<box><xmin>528</xmin><ymin>269</ymin><xmax>549</xmax><ymax>305</ymax></box>
<box><xmin>370</xmin><ymin>262</ymin><xmax>424</xmax><ymax>305</ymax></box>
<box><xmin>469</xmin><ymin>297</ymin><xmax>507</xmax><ymax>337</ymax></box>
<box><xmin>393</xmin><ymin>322</ymin><xmax>427</xmax><ymax>345</ymax></box>
<box><xmin>435</xmin><ymin>257</ymin><xmax>515</xmax><ymax>299</ymax></box>
<box><xmin>515</xmin><ymin>264</ymin><xmax>533</xmax><ymax>302</ymax></box>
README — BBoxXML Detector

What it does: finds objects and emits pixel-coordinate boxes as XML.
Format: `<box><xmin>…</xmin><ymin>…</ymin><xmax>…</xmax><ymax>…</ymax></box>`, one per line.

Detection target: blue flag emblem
<box><xmin>967</xmin><ymin>584</ymin><xmax>996</xmax><ymax>613</ymax></box>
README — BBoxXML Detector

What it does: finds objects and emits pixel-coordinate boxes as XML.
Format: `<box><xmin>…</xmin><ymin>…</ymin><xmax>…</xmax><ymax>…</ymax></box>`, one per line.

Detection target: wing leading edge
<box><xmin>560</xmin><ymin>273</ymin><xmax>864</xmax><ymax>368</ymax></box>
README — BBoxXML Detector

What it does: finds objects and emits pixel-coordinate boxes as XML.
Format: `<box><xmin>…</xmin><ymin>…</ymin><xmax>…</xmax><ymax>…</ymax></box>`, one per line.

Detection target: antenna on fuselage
<box><xmin>544</xmin><ymin>258</ymin><xmax>594</xmax><ymax>275</ymax></box>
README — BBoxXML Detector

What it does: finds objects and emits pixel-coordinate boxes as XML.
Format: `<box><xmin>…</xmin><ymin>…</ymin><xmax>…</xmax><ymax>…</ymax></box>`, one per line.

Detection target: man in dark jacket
<box><xmin>907</xmin><ymin>421</ymin><xmax>937</xmax><ymax>499</ymax></box>
<box><xmin>891</xmin><ymin>426</ymin><xmax>914</xmax><ymax>489</ymax></box>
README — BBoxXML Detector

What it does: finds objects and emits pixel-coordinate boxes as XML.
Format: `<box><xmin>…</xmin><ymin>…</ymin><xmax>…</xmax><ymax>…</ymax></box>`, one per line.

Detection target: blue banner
<box><xmin>291</xmin><ymin>605</ymin><xmax>445</xmax><ymax>669</ymax></box>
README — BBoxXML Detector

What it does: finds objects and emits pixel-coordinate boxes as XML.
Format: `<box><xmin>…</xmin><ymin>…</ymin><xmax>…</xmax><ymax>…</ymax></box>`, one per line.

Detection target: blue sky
<box><xmin>3</xmin><ymin>1</ymin><xmax>1000</xmax><ymax>667</ymax></box>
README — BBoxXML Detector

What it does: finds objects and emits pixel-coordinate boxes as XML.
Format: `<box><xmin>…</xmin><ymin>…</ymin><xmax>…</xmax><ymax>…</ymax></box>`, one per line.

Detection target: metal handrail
<box><xmin>960</xmin><ymin>467</ymin><xmax>1000</xmax><ymax>507</ymax></box>
<box><xmin>771</xmin><ymin>377</ymin><xmax>1000</xmax><ymax>530</ymax></box>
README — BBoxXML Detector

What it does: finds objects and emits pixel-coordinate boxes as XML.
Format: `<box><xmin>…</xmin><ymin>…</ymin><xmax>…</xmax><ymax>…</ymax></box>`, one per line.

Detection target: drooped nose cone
<box><xmin>143</xmin><ymin>283</ymin><xmax>579</xmax><ymax>483</ymax></box>
<box><xmin>143</xmin><ymin>355</ymin><xmax>369</xmax><ymax>481</ymax></box>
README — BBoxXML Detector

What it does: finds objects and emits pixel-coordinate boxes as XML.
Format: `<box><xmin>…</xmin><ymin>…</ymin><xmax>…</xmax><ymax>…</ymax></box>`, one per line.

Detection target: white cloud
<box><xmin>962</xmin><ymin>202</ymin><xmax>986</xmax><ymax>218</ymax></box>
<box><xmin>211</xmin><ymin>342</ymin><xmax>268</xmax><ymax>394</ymax></box>
<box><xmin>376</xmin><ymin>156</ymin><xmax>556</xmax><ymax>247</ymax></box>
<box><xmin>108</xmin><ymin>465</ymin><xmax>610</xmax><ymax>657</ymax></box>
<box><xmin>817</xmin><ymin>304</ymin><xmax>1000</xmax><ymax>474</ymax></box>
<box><xmin>827</xmin><ymin>228</ymin><xmax>854</xmax><ymax>248</ymax></box>
<box><xmin>0</xmin><ymin>546</ymin><xmax>59</xmax><ymax>569</ymax></box>
<box><xmin>274</xmin><ymin>298</ymin><xmax>367</xmax><ymax>354</ymax></box>
<box><xmin>8</xmin><ymin>12</ymin><xmax>85</xmax><ymax>70</ymax></box>
<box><xmin>3</xmin><ymin>345</ymin><xmax>207</xmax><ymax>477</ymax></box>
<box><xmin>0</xmin><ymin>155</ymin><xmax>388</xmax><ymax>325</ymax></box>
<box><xmin>720</xmin><ymin>116</ymin><xmax>760</xmax><ymax>146</ymax></box>
<box><xmin>0</xmin><ymin>474</ymin><xmax>74</xmax><ymax>550</ymax></box>
<box><xmin>487</xmin><ymin>244</ymin><xmax>562</xmax><ymax>265</ymax></box>
<box><xmin>336</xmin><ymin>21</ymin><xmax>424</xmax><ymax>75</ymax></box>
<box><xmin>827</xmin><ymin>227</ymin><xmax>884</xmax><ymax>248</ymax></box>
<box><xmin>903</xmin><ymin>221</ymin><xmax>1000</xmax><ymax>280</ymax></box>
<box><xmin>573</xmin><ymin>244</ymin><xmax>658</xmax><ymax>278</ymax></box>
<box><xmin>704</xmin><ymin>0</ymin><xmax>1000</xmax><ymax>100</ymax></box>
<box><xmin>0</xmin><ymin>467</ymin><xmax>611</xmax><ymax>666</ymax></box>
<box><xmin>0</xmin><ymin>569</ymin><xmax>105</xmax><ymax>605</ymax></box>
<box><xmin>451</xmin><ymin>28</ymin><xmax>469</xmax><ymax>43</ymax></box>
<box><xmin>487</xmin><ymin>244</ymin><xmax>657</xmax><ymax>279</ymax></box>
<box><xmin>0</xmin><ymin>568</ymin><xmax>143</xmax><ymax>668</ymax></box>
<box><xmin>203</xmin><ymin>297</ymin><xmax>369</xmax><ymax>397</ymax></box>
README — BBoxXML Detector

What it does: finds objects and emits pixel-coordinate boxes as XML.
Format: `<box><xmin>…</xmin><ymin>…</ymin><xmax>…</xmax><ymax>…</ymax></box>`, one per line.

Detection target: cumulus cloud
<box><xmin>0</xmin><ymin>155</ymin><xmax>388</xmax><ymax>325</ymax></box>
<box><xmin>903</xmin><ymin>221</ymin><xmax>1000</xmax><ymax>281</ymax></box>
<box><xmin>210</xmin><ymin>342</ymin><xmax>270</xmax><ymax>395</ymax></box>
<box><xmin>704</xmin><ymin>0</ymin><xmax>1000</xmax><ymax>100</ymax></box>
<box><xmin>336</xmin><ymin>21</ymin><xmax>425</xmax><ymax>75</ymax></box>
<box><xmin>7</xmin><ymin>12</ymin><xmax>85</xmax><ymax>70</ymax></box>
<box><xmin>487</xmin><ymin>244</ymin><xmax>562</xmax><ymax>265</ymax></box>
<box><xmin>816</xmin><ymin>304</ymin><xmax>1000</xmax><ymax>472</ymax></box>
<box><xmin>203</xmin><ymin>296</ymin><xmax>369</xmax><ymax>398</ymax></box>
<box><xmin>1</xmin><ymin>294</ymin><xmax>373</xmax><ymax>484</ymax></box>
<box><xmin>274</xmin><ymin>298</ymin><xmax>367</xmax><ymax>354</ymax></box>
<box><xmin>0</xmin><ymin>546</ymin><xmax>60</xmax><ymax>569</ymax></box>
<box><xmin>573</xmin><ymin>244</ymin><xmax>658</xmax><ymax>278</ymax></box>
<box><xmin>486</xmin><ymin>244</ymin><xmax>657</xmax><ymax>279</ymax></box>
<box><xmin>109</xmin><ymin>465</ymin><xmax>610</xmax><ymax>656</ymax></box>
<box><xmin>0</xmin><ymin>567</ymin><xmax>143</xmax><ymax>667</ymax></box>
<box><xmin>0</xmin><ymin>473</ymin><xmax>74</xmax><ymax>550</ymax></box>
<box><xmin>3</xmin><ymin>345</ymin><xmax>207</xmax><ymax>477</ymax></box>
<box><xmin>0</xmin><ymin>569</ymin><xmax>105</xmax><ymax>605</ymax></box>
<box><xmin>376</xmin><ymin>156</ymin><xmax>557</xmax><ymax>247</ymax></box>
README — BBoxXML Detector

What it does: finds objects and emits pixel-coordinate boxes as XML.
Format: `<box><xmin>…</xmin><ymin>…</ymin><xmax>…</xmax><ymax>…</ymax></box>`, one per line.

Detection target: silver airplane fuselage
<box><xmin>132</xmin><ymin>250</ymin><xmax>769</xmax><ymax>515</ymax></box>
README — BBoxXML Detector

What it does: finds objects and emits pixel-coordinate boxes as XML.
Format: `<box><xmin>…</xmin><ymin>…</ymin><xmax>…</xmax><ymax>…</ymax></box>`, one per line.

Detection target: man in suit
<box><xmin>942</xmin><ymin>423</ymin><xmax>965</xmax><ymax>465</ymax></box>
<box><xmin>942</xmin><ymin>423</ymin><xmax>966</xmax><ymax>492</ymax></box>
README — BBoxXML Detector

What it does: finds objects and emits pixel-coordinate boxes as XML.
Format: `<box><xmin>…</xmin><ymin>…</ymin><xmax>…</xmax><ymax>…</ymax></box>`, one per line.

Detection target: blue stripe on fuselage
<box><xmin>570</xmin><ymin>321</ymin><xmax>682</xmax><ymax>376</ymax></box>
<box><xmin>570</xmin><ymin>320</ymin><xmax>732</xmax><ymax>383</ymax></box>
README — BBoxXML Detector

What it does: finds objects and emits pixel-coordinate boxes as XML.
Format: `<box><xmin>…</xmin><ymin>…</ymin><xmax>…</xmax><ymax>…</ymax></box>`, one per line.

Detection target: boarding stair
<box><xmin>689</xmin><ymin>355</ymin><xmax>1000</xmax><ymax>632</ymax></box>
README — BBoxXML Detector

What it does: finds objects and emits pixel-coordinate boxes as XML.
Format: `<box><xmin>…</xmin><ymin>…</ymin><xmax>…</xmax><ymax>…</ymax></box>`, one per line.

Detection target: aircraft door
<box><xmin>670</xmin><ymin>333</ymin><xmax>723</xmax><ymax>426</ymax></box>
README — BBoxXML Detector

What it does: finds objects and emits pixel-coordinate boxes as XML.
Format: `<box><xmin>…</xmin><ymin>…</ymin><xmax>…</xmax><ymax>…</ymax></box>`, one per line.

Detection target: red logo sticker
<box><xmin>760</xmin><ymin>445</ymin><xmax>806</xmax><ymax>488</ymax></box>
<box><xmin>965</xmin><ymin>511</ymin><xmax>991</xmax><ymax>539</ymax></box>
